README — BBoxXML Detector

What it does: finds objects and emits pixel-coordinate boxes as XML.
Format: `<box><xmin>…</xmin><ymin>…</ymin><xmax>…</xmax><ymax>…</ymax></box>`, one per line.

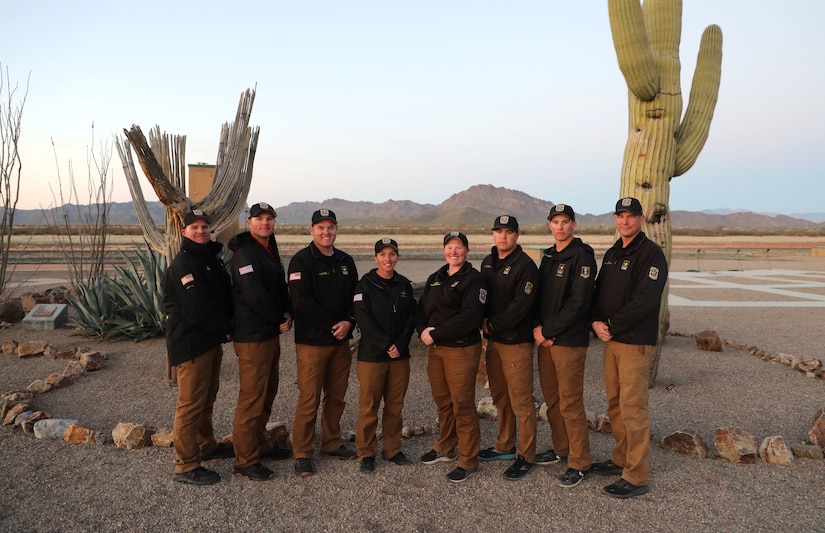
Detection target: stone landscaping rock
<box><xmin>759</xmin><ymin>436</ymin><xmax>793</xmax><ymax>465</ymax></box>
<box><xmin>789</xmin><ymin>443</ymin><xmax>824</xmax><ymax>460</ymax></box>
<box><xmin>17</xmin><ymin>341</ymin><xmax>49</xmax><ymax>358</ymax></box>
<box><xmin>3</xmin><ymin>403</ymin><xmax>31</xmax><ymax>425</ymax></box>
<box><xmin>21</xmin><ymin>411</ymin><xmax>50</xmax><ymax>435</ymax></box>
<box><xmin>62</xmin><ymin>361</ymin><xmax>86</xmax><ymax>380</ymax></box>
<box><xmin>27</xmin><ymin>380</ymin><xmax>52</xmax><ymax>393</ymax></box>
<box><xmin>33</xmin><ymin>419</ymin><xmax>79</xmax><ymax>439</ymax></box>
<box><xmin>112</xmin><ymin>422</ymin><xmax>153</xmax><ymax>450</ymax></box>
<box><xmin>63</xmin><ymin>423</ymin><xmax>108</xmax><ymax>445</ymax></box>
<box><xmin>807</xmin><ymin>408</ymin><xmax>825</xmax><ymax>449</ymax></box>
<box><xmin>715</xmin><ymin>426</ymin><xmax>758</xmax><ymax>464</ymax></box>
<box><xmin>662</xmin><ymin>429</ymin><xmax>709</xmax><ymax>458</ymax></box>
<box><xmin>0</xmin><ymin>298</ymin><xmax>25</xmax><ymax>323</ymax></box>
<box><xmin>695</xmin><ymin>330</ymin><xmax>723</xmax><ymax>352</ymax></box>
<box><xmin>476</xmin><ymin>396</ymin><xmax>498</xmax><ymax>420</ymax></box>
<box><xmin>0</xmin><ymin>391</ymin><xmax>35</xmax><ymax>418</ymax></box>
<box><xmin>52</xmin><ymin>348</ymin><xmax>78</xmax><ymax>360</ymax></box>
<box><xmin>79</xmin><ymin>350</ymin><xmax>105</xmax><ymax>371</ymax></box>
<box><xmin>44</xmin><ymin>373</ymin><xmax>73</xmax><ymax>390</ymax></box>
<box><xmin>151</xmin><ymin>428</ymin><xmax>174</xmax><ymax>448</ymax></box>
<box><xmin>2</xmin><ymin>339</ymin><xmax>18</xmax><ymax>355</ymax></box>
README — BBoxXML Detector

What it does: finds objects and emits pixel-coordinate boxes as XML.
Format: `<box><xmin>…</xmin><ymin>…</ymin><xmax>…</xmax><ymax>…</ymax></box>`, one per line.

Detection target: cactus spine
<box><xmin>608</xmin><ymin>0</ymin><xmax>722</xmax><ymax>384</ymax></box>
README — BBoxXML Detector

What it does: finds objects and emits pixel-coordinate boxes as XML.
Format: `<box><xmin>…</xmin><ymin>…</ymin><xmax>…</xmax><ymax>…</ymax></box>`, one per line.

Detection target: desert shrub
<box><xmin>68</xmin><ymin>243</ymin><xmax>166</xmax><ymax>341</ymax></box>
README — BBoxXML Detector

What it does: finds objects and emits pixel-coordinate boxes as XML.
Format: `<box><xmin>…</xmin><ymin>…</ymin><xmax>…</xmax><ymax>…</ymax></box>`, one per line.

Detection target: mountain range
<box><xmin>10</xmin><ymin>184</ymin><xmax>825</xmax><ymax>229</ymax></box>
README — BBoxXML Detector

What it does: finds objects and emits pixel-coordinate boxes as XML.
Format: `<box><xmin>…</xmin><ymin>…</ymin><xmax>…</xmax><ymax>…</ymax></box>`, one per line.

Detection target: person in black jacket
<box><xmin>416</xmin><ymin>231</ymin><xmax>486</xmax><ymax>484</ymax></box>
<box><xmin>288</xmin><ymin>209</ymin><xmax>359</xmax><ymax>477</ymax></box>
<box><xmin>352</xmin><ymin>238</ymin><xmax>416</xmax><ymax>473</ymax></box>
<box><xmin>228</xmin><ymin>202</ymin><xmax>293</xmax><ymax>482</ymax></box>
<box><xmin>532</xmin><ymin>204</ymin><xmax>597</xmax><ymax>489</ymax></box>
<box><xmin>589</xmin><ymin>197</ymin><xmax>668</xmax><ymax>499</ymax></box>
<box><xmin>479</xmin><ymin>215</ymin><xmax>539</xmax><ymax>481</ymax></box>
<box><xmin>162</xmin><ymin>209</ymin><xmax>234</xmax><ymax>486</ymax></box>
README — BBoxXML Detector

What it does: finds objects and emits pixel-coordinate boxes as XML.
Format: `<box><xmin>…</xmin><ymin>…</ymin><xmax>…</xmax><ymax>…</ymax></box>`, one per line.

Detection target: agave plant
<box><xmin>67</xmin><ymin>242</ymin><xmax>167</xmax><ymax>341</ymax></box>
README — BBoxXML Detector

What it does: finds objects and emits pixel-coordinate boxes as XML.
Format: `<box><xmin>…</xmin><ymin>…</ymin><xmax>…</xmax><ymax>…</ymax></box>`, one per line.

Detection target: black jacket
<box><xmin>480</xmin><ymin>245</ymin><xmax>539</xmax><ymax>344</ymax></box>
<box><xmin>228</xmin><ymin>231</ymin><xmax>291</xmax><ymax>342</ymax></box>
<box><xmin>162</xmin><ymin>237</ymin><xmax>233</xmax><ymax>366</ymax></box>
<box><xmin>288</xmin><ymin>242</ymin><xmax>358</xmax><ymax>345</ymax></box>
<box><xmin>592</xmin><ymin>232</ymin><xmax>668</xmax><ymax>345</ymax></box>
<box><xmin>536</xmin><ymin>237</ymin><xmax>597</xmax><ymax>347</ymax></box>
<box><xmin>415</xmin><ymin>262</ymin><xmax>486</xmax><ymax>347</ymax></box>
<box><xmin>353</xmin><ymin>269</ymin><xmax>416</xmax><ymax>362</ymax></box>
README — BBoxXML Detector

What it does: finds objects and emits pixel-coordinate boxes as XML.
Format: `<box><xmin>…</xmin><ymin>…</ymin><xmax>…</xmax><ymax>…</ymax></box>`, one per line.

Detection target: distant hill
<box><xmin>7</xmin><ymin>185</ymin><xmax>825</xmax><ymax>229</ymax></box>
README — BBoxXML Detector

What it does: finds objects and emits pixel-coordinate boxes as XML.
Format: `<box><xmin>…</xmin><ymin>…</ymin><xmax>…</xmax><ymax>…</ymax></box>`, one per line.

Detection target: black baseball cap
<box><xmin>248</xmin><ymin>202</ymin><xmax>276</xmax><ymax>218</ymax></box>
<box><xmin>443</xmin><ymin>231</ymin><xmax>469</xmax><ymax>247</ymax></box>
<box><xmin>374</xmin><ymin>237</ymin><xmax>399</xmax><ymax>254</ymax></box>
<box><xmin>491</xmin><ymin>215</ymin><xmax>519</xmax><ymax>232</ymax></box>
<box><xmin>183</xmin><ymin>208</ymin><xmax>211</xmax><ymax>226</ymax></box>
<box><xmin>547</xmin><ymin>204</ymin><xmax>576</xmax><ymax>221</ymax></box>
<box><xmin>614</xmin><ymin>197</ymin><xmax>644</xmax><ymax>216</ymax></box>
<box><xmin>311</xmin><ymin>208</ymin><xmax>337</xmax><ymax>225</ymax></box>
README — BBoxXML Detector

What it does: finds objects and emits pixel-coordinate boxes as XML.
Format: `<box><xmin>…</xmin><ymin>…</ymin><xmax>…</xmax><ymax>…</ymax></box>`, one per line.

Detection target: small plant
<box><xmin>68</xmin><ymin>242</ymin><xmax>166</xmax><ymax>341</ymax></box>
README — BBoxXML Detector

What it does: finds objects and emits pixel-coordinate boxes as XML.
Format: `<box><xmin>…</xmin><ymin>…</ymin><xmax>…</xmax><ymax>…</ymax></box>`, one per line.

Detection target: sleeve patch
<box><xmin>180</xmin><ymin>273</ymin><xmax>195</xmax><ymax>286</ymax></box>
<box><xmin>239</xmin><ymin>264</ymin><xmax>254</xmax><ymax>275</ymax></box>
<box><xmin>524</xmin><ymin>281</ymin><xmax>533</xmax><ymax>294</ymax></box>
<box><xmin>289</xmin><ymin>272</ymin><xmax>302</xmax><ymax>281</ymax></box>
<box><xmin>649</xmin><ymin>266</ymin><xmax>660</xmax><ymax>280</ymax></box>
<box><xmin>479</xmin><ymin>288</ymin><xmax>487</xmax><ymax>305</ymax></box>
<box><xmin>353</xmin><ymin>293</ymin><xmax>363</xmax><ymax>302</ymax></box>
<box><xmin>580</xmin><ymin>266</ymin><xmax>591</xmax><ymax>279</ymax></box>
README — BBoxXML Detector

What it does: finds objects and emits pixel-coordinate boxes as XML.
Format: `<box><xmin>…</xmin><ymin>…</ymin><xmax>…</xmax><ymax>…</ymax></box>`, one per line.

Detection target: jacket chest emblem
<box><xmin>341</xmin><ymin>266</ymin><xmax>349</xmax><ymax>276</ymax></box>
<box><xmin>621</xmin><ymin>260</ymin><xmax>631</xmax><ymax>271</ymax></box>
<box><xmin>502</xmin><ymin>266</ymin><xmax>511</xmax><ymax>275</ymax></box>
<box><xmin>555</xmin><ymin>263</ymin><xmax>566</xmax><ymax>277</ymax></box>
<box><xmin>450</xmin><ymin>281</ymin><xmax>460</xmax><ymax>288</ymax></box>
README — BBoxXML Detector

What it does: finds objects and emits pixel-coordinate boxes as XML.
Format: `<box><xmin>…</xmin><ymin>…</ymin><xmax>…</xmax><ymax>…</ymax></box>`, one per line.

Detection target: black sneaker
<box><xmin>233</xmin><ymin>462</ymin><xmax>274</xmax><ymax>481</ymax></box>
<box><xmin>558</xmin><ymin>467</ymin><xmax>588</xmax><ymax>488</ymax></box>
<box><xmin>202</xmin><ymin>442</ymin><xmax>235</xmax><ymax>460</ymax></box>
<box><xmin>446</xmin><ymin>466</ymin><xmax>476</xmax><ymax>483</ymax></box>
<box><xmin>503</xmin><ymin>456</ymin><xmax>534</xmax><ymax>481</ymax></box>
<box><xmin>173</xmin><ymin>466</ymin><xmax>220</xmax><ymax>486</ymax></box>
<box><xmin>294</xmin><ymin>458</ymin><xmax>314</xmax><ymax>477</ymax></box>
<box><xmin>387</xmin><ymin>452</ymin><xmax>413</xmax><ymax>466</ymax></box>
<box><xmin>261</xmin><ymin>445</ymin><xmax>293</xmax><ymax>460</ymax></box>
<box><xmin>604</xmin><ymin>478</ymin><xmax>649</xmax><ymax>499</ymax></box>
<box><xmin>590</xmin><ymin>459</ymin><xmax>623</xmax><ymax>476</ymax></box>
<box><xmin>420</xmin><ymin>449</ymin><xmax>456</xmax><ymax>464</ymax></box>
<box><xmin>479</xmin><ymin>446</ymin><xmax>516</xmax><ymax>461</ymax></box>
<box><xmin>360</xmin><ymin>456</ymin><xmax>376</xmax><ymax>473</ymax></box>
<box><xmin>534</xmin><ymin>448</ymin><xmax>565</xmax><ymax>465</ymax></box>
<box><xmin>322</xmin><ymin>445</ymin><xmax>357</xmax><ymax>460</ymax></box>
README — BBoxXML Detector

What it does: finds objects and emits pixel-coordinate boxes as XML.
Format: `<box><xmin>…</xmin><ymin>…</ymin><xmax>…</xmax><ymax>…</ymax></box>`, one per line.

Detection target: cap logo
<box><xmin>555</xmin><ymin>204</ymin><xmax>565</xmax><ymax>212</ymax></box>
<box><xmin>450</xmin><ymin>231</ymin><xmax>460</xmax><ymax>237</ymax></box>
<box><xmin>499</xmin><ymin>215</ymin><xmax>509</xmax><ymax>224</ymax></box>
<box><xmin>192</xmin><ymin>209</ymin><xmax>204</xmax><ymax>216</ymax></box>
<box><xmin>258</xmin><ymin>202</ymin><xmax>269</xmax><ymax>209</ymax></box>
<box><xmin>382</xmin><ymin>237</ymin><xmax>392</xmax><ymax>244</ymax></box>
<box><xmin>622</xmin><ymin>198</ymin><xmax>633</xmax><ymax>207</ymax></box>
<box><xmin>320</xmin><ymin>209</ymin><xmax>329</xmax><ymax>216</ymax></box>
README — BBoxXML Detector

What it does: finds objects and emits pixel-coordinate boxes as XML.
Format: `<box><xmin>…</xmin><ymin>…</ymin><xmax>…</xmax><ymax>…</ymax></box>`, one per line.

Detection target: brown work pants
<box><xmin>427</xmin><ymin>344</ymin><xmax>481</xmax><ymax>472</ymax></box>
<box><xmin>603</xmin><ymin>340</ymin><xmax>655</xmax><ymax>485</ymax></box>
<box><xmin>486</xmin><ymin>341</ymin><xmax>536</xmax><ymax>462</ymax></box>
<box><xmin>355</xmin><ymin>359</ymin><xmax>411</xmax><ymax>459</ymax></box>
<box><xmin>172</xmin><ymin>345</ymin><xmax>223</xmax><ymax>474</ymax></box>
<box><xmin>538</xmin><ymin>344</ymin><xmax>592</xmax><ymax>471</ymax></box>
<box><xmin>232</xmin><ymin>338</ymin><xmax>281</xmax><ymax>468</ymax></box>
<box><xmin>292</xmin><ymin>343</ymin><xmax>352</xmax><ymax>458</ymax></box>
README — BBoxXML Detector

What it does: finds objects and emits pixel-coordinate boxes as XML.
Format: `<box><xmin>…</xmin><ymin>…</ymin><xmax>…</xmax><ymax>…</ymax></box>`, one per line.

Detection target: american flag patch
<box><xmin>239</xmin><ymin>264</ymin><xmax>254</xmax><ymax>275</ymax></box>
<box><xmin>180</xmin><ymin>273</ymin><xmax>195</xmax><ymax>286</ymax></box>
<box><xmin>289</xmin><ymin>272</ymin><xmax>302</xmax><ymax>281</ymax></box>
<box><xmin>353</xmin><ymin>293</ymin><xmax>363</xmax><ymax>302</ymax></box>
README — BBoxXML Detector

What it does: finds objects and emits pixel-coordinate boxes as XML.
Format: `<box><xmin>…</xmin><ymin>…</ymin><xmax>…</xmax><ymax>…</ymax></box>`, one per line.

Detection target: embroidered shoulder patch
<box><xmin>524</xmin><ymin>282</ymin><xmax>533</xmax><ymax>294</ymax></box>
<box><xmin>180</xmin><ymin>273</ymin><xmax>194</xmax><ymax>286</ymax></box>
<box><xmin>239</xmin><ymin>264</ymin><xmax>254</xmax><ymax>275</ymax></box>
<box><xmin>353</xmin><ymin>293</ymin><xmax>363</xmax><ymax>302</ymax></box>
<box><xmin>648</xmin><ymin>266</ymin><xmax>660</xmax><ymax>280</ymax></box>
<box><xmin>479</xmin><ymin>288</ymin><xmax>488</xmax><ymax>304</ymax></box>
<box><xmin>289</xmin><ymin>272</ymin><xmax>302</xmax><ymax>281</ymax></box>
<box><xmin>580</xmin><ymin>266</ymin><xmax>591</xmax><ymax>279</ymax></box>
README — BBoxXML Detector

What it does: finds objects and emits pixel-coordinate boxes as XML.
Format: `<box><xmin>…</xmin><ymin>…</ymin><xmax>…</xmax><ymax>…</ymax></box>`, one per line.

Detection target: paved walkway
<box><xmin>669</xmin><ymin>269</ymin><xmax>825</xmax><ymax>307</ymax></box>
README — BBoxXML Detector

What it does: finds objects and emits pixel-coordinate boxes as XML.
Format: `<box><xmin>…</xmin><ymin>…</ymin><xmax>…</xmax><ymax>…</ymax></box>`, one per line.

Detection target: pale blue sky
<box><xmin>4</xmin><ymin>1</ymin><xmax>824</xmax><ymax>216</ymax></box>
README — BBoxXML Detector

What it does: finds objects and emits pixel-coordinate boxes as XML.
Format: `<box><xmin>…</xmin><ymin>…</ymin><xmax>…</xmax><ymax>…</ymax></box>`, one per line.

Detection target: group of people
<box><xmin>161</xmin><ymin>196</ymin><xmax>668</xmax><ymax>499</ymax></box>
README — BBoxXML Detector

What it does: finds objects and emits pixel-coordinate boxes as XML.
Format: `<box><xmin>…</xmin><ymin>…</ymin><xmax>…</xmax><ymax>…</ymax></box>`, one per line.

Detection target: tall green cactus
<box><xmin>608</xmin><ymin>0</ymin><xmax>722</xmax><ymax>385</ymax></box>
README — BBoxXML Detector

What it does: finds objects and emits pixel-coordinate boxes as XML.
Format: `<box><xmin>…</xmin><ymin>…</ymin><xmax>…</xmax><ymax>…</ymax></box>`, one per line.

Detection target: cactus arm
<box><xmin>674</xmin><ymin>24</ymin><xmax>723</xmax><ymax>176</ymax></box>
<box><xmin>609</xmin><ymin>0</ymin><xmax>659</xmax><ymax>101</ymax></box>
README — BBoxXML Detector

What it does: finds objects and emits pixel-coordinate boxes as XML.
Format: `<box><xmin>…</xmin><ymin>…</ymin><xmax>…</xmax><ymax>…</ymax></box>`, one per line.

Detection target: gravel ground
<box><xmin>1</xmin><ymin>256</ymin><xmax>824</xmax><ymax>532</ymax></box>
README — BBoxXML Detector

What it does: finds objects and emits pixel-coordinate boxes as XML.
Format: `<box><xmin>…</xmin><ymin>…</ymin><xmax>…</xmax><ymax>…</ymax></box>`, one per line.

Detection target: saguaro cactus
<box><xmin>115</xmin><ymin>88</ymin><xmax>259</xmax><ymax>260</ymax></box>
<box><xmin>608</xmin><ymin>0</ymin><xmax>722</xmax><ymax>385</ymax></box>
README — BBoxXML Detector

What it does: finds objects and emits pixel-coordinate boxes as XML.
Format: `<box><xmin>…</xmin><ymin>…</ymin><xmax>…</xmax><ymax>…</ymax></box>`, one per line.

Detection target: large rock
<box><xmin>62</xmin><ymin>361</ymin><xmax>86</xmax><ymax>380</ymax></box>
<box><xmin>112</xmin><ymin>422</ymin><xmax>154</xmax><ymax>450</ymax></box>
<box><xmin>2</xmin><ymin>339</ymin><xmax>18</xmax><ymax>356</ymax></box>
<box><xmin>789</xmin><ymin>443</ymin><xmax>825</xmax><ymax>460</ymax></box>
<box><xmin>715</xmin><ymin>426</ymin><xmax>758</xmax><ymax>464</ymax></box>
<box><xmin>3</xmin><ymin>403</ymin><xmax>31</xmax><ymax>425</ymax></box>
<box><xmin>477</xmin><ymin>396</ymin><xmax>498</xmax><ymax>420</ymax></box>
<box><xmin>795</xmin><ymin>357</ymin><xmax>822</xmax><ymax>376</ymax></box>
<box><xmin>151</xmin><ymin>428</ymin><xmax>174</xmax><ymax>448</ymax></box>
<box><xmin>52</xmin><ymin>348</ymin><xmax>78</xmax><ymax>360</ymax></box>
<box><xmin>0</xmin><ymin>298</ymin><xmax>25</xmax><ymax>323</ymax></box>
<box><xmin>27</xmin><ymin>379</ymin><xmax>52</xmax><ymax>393</ymax></box>
<box><xmin>264</xmin><ymin>421</ymin><xmax>290</xmax><ymax>448</ymax></box>
<box><xmin>695</xmin><ymin>330</ymin><xmax>723</xmax><ymax>352</ymax></box>
<box><xmin>44</xmin><ymin>373</ymin><xmax>73</xmax><ymax>390</ymax></box>
<box><xmin>63</xmin><ymin>423</ymin><xmax>109</xmax><ymax>445</ymax></box>
<box><xmin>759</xmin><ymin>436</ymin><xmax>793</xmax><ymax>465</ymax></box>
<box><xmin>662</xmin><ymin>429</ymin><xmax>709</xmax><ymax>458</ymax></box>
<box><xmin>20</xmin><ymin>411</ymin><xmax>50</xmax><ymax>434</ymax></box>
<box><xmin>0</xmin><ymin>391</ymin><xmax>35</xmax><ymax>418</ymax></box>
<box><xmin>33</xmin><ymin>418</ymin><xmax>79</xmax><ymax>439</ymax></box>
<box><xmin>17</xmin><ymin>341</ymin><xmax>49</xmax><ymax>358</ymax></box>
<box><xmin>808</xmin><ymin>408</ymin><xmax>825</xmax><ymax>449</ymax></box>
<box><xmin>79</xmin><ymin>350</ymin><xmax>105</xmax><ymax>371</ymax></box>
